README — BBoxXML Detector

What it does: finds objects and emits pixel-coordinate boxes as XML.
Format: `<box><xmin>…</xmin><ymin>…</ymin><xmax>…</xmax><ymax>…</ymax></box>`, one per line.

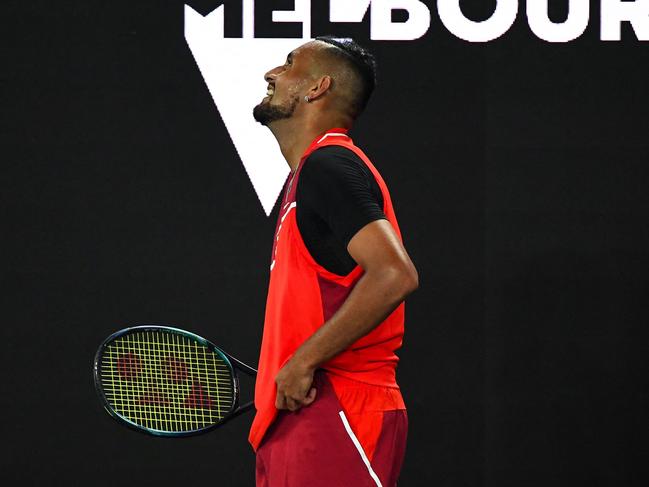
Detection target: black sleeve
<box><xmin>296</xmin><ymin>145</ymin><xmax>385</xmax><ymax>269</ymax></box>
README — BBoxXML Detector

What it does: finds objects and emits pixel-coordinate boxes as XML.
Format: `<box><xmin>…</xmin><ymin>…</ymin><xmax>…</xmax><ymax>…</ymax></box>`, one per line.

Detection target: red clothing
<box><xmin>249</xmin><ymin>129</ymin><xmax>406</xmax><ymax>455</ymax></box>
<box><xmin>256</xmin><ymin>371</ymin><xmax>407</xmax><ymax>487</ymax></box>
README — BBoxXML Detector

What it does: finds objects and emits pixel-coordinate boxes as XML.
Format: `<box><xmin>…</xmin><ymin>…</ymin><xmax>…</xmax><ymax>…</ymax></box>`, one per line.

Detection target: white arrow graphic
<box><xmin>184</xmin><ymin>1</ymin><xmax>312</xmax><ymax>216</ymax></box>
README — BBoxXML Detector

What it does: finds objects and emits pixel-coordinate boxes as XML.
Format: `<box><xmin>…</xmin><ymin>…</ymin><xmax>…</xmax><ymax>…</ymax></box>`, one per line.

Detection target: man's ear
<box><xmin>306</xmin><ymin>75</ymin><xmax>332</xmax><ymax>102</ymax></box>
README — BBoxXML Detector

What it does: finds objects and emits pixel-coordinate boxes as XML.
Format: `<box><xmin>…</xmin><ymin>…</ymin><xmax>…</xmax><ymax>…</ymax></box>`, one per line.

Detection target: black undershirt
<box><xmin>296</xmin><ymin>146</ymin><xmax>386</xmax><ymax>276</ymax></box>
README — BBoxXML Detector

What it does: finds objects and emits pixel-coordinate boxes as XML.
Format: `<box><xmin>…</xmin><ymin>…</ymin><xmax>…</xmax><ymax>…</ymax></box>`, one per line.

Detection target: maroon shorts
<box><xmin>255</xmin><ymin>372</ymin><xmax>408</xmax><ymax>487</ymax></box>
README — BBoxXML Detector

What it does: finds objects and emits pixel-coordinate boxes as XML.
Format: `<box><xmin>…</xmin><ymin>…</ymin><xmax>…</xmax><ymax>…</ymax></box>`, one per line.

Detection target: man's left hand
<box><xmin>275</xmin><ymin>357</ymin><xmax>317</xmax><ymax>412</ymax></box>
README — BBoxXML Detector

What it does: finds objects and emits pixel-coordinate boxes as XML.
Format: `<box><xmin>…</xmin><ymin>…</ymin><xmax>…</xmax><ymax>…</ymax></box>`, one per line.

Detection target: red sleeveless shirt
<box><xmin>249</xmin><ymin>129</ymin><xmax>406</xmax><ymax>451</ymax></box>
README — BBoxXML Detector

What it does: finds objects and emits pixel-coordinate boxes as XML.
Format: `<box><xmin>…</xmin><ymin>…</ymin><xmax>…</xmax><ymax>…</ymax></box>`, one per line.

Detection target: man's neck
<box><xmin>268</xmin><ymin>116</ymin><xmax>349</xmax><ymax>172</ymax></box>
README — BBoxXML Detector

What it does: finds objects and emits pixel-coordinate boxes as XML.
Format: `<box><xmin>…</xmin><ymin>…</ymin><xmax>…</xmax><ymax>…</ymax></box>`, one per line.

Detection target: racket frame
<box><xmin>93</xmin><ymin>325</ymin><xmax>256</xmax><ymax>437</ymax></box>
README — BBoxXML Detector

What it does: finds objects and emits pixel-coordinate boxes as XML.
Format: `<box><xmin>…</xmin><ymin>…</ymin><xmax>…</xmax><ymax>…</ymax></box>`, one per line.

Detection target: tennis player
<box><xmin>250</xmin><ymin>37</ymin><xmax>418</xmax><ymax>487</ymax></box>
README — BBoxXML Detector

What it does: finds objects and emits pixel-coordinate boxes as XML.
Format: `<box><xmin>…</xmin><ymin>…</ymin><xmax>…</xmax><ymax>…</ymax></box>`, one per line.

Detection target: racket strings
<box><xmin>99</xmin><ymin>330</ymin><xmax>235</xmax><ymax>433</ymax></box>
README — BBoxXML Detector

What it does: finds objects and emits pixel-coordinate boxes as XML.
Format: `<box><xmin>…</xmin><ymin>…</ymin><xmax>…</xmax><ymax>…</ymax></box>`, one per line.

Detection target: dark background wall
<box><xmin>3</xmin><ymin>1</ymin><xmax>647</xmax><ymax>485</ymax></box>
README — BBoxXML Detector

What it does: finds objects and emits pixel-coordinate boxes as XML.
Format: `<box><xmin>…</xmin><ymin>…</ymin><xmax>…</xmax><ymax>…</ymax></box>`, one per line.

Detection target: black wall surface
<box><xmin>3</xmin><ymin>1</ymin><xmax>648</xmax><ymax>486</ymax></box>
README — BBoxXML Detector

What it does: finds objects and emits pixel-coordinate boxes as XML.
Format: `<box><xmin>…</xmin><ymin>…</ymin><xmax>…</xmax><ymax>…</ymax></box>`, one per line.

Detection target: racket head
<box><xmin>93</xmin><ymin>325</ymin><xmax>240</xmax><ymax>437</ymax></box>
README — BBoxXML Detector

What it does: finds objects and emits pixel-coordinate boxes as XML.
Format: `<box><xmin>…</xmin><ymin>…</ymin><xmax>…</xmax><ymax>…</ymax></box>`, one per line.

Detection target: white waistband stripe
<box><xmin>338</xmin><ymin>410</ymin><xmax>383</xmax><ymax>487</ymax></box>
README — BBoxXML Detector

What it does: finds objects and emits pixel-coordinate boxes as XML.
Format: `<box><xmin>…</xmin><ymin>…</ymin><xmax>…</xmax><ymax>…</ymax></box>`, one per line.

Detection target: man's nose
<box><xmin>264</xmin><ymin>66</ymin><xmax>282</xmax><ymax>83</ymax></box>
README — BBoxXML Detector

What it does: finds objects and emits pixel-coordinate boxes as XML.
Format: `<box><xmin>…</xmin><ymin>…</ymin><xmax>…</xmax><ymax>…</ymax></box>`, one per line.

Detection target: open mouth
<box><xmin>265</xmin><ymin>84</ymin><xmax>275</xmax><ymax>98</ymax></box>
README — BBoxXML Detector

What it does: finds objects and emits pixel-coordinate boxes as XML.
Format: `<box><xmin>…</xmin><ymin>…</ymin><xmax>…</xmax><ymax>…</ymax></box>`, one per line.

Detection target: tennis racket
<box><xmin>93</xmin><ymin>325</ymin><xmax>257</xmax><ymax>437</ymax></box>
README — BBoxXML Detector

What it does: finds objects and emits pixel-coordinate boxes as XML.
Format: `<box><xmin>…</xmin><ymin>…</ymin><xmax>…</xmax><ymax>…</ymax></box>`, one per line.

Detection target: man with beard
<box><xmin>250</xmin><ymin>37</ymin><xmax>418</xmax><ymax>487</ymax></box>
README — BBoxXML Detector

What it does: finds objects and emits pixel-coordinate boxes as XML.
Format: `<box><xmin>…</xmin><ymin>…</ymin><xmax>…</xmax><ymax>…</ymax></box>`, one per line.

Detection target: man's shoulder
<box><xmin>301</xmin><ymin>145</ymin><xmax>368</xmax><ymax>182</ymax></box>
<box><xmin>306</xmin><ymin>145</ymin><xmax>363</xmax><ymax>165</ymax></box>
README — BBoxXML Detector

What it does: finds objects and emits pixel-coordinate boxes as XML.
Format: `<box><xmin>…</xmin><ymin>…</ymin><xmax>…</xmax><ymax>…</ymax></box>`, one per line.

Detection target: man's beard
<box><xmin>253</xmin><ymin>95</ymin><xmax>299</xmax><ymax>126</ymax></box>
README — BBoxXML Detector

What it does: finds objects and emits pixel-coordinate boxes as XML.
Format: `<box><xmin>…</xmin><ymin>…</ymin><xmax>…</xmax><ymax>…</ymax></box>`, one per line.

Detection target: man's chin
<box><xmin>253</xmin><ymin>102</ymin><xmax>282</xmax><ymax>126</ymax></box>
<box><xmin>252</xmin><ymin>103</ymin><xmax>272</xmax><ymax>126</ymax></box>
<box><xmin>253</xmin><ymin>95</ymin><xmax>298</xmax><ymax>126</ymax></box>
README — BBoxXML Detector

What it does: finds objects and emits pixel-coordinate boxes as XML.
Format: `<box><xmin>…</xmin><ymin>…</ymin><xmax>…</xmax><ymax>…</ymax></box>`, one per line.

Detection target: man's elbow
<box><xmin>364</xmin><ymin>256</ymin><xmax>419</xmax><ymax>299</ymax></box>
<box><xmin>401</xmin><ymin>262</ymin><xmax>419</xmax><ymax>296</ymax></box>
<box><xmin>385</xmin><ymin>261</ymin><xmax>418</xmax><ymax>300</ymax></box>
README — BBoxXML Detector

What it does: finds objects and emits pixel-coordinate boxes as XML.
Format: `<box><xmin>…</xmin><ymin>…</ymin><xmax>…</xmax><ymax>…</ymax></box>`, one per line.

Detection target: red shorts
<box><xmin>255</xmin><ymin>371</ymin><xmax>408</xmax><ymax>487</ymax></box>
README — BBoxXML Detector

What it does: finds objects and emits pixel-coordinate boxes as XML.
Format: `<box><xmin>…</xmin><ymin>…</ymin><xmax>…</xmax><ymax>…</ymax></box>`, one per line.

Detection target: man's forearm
<box><xmin>291</xmin><ymin>265</ymin><xmax>418</xmax><ymax>371</ymax></box>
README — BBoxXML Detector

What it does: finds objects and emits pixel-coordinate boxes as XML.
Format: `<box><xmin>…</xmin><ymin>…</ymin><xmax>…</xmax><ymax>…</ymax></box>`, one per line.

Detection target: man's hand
<box><xmin>274</xmin><ymin>357</ymin><xmax>317</xmax><ymax>411</ymax></box>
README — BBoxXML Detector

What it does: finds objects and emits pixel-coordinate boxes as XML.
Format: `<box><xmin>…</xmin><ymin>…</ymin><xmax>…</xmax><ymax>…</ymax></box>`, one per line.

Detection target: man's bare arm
<box><xmin>274</xmin><ymin>219</ymin><xmax>418</xmax><ymax>411</ymax></box>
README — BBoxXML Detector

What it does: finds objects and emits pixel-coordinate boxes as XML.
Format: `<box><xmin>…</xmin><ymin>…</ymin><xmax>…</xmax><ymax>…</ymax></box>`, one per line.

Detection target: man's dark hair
<box><xmin>315</xmin><ymin>36</ymin><xmax>377</xmax><ymax>118</ymax></box>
